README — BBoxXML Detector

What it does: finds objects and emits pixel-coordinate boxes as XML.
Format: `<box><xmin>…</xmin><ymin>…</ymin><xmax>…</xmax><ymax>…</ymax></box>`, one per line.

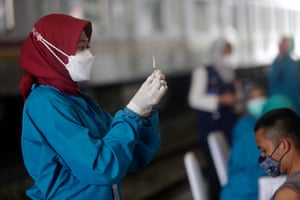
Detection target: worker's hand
<box><xmin>127</xmin><ymin>70</ymin><xmax>168</xmax><ymax>116</ymax></box>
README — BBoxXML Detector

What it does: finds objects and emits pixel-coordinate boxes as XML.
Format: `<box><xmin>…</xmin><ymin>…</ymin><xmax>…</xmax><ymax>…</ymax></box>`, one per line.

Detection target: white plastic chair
<box><xmin>258</xmin><ymin>175</ymin><xmax>286</xmax><ymax>200</ymax></box>
<box><xmin>184</xmin><ymin>151</ymin><xmax>208</xmax><ymax>200</ymax></box>
<box><xmin>207</xmin><ymin>131</ymin><xmax>230</xmax><ymax>186</ymax></box>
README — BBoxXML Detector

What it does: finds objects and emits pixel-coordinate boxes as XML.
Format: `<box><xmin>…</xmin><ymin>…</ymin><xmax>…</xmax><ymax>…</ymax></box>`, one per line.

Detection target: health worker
<box><xmin>19</xmin><ymin>13</ymin><xmax>167</xmax><ymax>200</ymax></box>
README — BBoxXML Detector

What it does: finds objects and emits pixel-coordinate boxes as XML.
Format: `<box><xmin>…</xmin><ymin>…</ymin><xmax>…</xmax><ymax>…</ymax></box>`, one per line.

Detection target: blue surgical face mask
<box><xmin>258</xmin><ymin>143</ymin><xmax>285</xmax><ymax>177</ymax></box>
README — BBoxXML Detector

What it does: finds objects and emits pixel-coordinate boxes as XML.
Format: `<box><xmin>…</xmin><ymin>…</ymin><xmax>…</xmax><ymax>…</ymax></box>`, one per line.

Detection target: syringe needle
<box><xmin>152</xmin><ymin>55</ymin><xmax>156</xmax><ymax>70</ymax></box>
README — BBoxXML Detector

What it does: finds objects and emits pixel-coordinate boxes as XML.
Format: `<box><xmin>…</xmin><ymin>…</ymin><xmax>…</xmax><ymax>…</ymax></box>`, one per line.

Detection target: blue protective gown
<box><xmin>268</xmin><ymin>55</ymin><xmax>300</xmax><ymax>115</ymax></box>
<box><xmin>220</xmin><ymin>115</ymin><xmax>266</xmax><ymax>200</ymax></box>
<box><xmin>21</xmin><ymin>84</ymin><xmax>161</xmax><ymax>200</ymax></box>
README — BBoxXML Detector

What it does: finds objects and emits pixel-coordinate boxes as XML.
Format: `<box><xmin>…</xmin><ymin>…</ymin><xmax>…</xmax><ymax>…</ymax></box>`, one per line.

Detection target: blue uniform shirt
<box><xmin>21</xmin><ymin>84</ymin><xmax>161</xmax><ymax>199</ymax></box>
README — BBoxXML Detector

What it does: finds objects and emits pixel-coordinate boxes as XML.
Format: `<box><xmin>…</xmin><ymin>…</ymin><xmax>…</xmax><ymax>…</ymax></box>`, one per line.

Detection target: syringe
<box><xmin>152</xmin><ymin>55</ymin><xmax>156</xmax><ymax>70</ymax></box>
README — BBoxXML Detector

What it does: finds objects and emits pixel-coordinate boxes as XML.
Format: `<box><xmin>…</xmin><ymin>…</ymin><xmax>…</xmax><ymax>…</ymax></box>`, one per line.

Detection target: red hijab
<box><xmin>19</xmin><ymin>13</ymin><xmax>92</xmax><ymax>101</ymax></box>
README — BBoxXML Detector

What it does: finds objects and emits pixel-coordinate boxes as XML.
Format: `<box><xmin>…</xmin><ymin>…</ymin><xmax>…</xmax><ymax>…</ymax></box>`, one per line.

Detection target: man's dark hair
<box><xmin>254</xmin><ymin>108</ymin><xmax>300</xmax><ymax>150</ymax></box>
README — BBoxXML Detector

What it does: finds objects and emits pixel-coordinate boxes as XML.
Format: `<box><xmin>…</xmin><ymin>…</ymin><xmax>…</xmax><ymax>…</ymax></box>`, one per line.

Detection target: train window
<box><xmin>249</xmin><ymin>3</ymin><xmax>260</xmax><ymax>33</ymax></box>
<box><xmin>0</xmin><ymin>0</ymin><xmax>6</xmax><ymax>33</ymax></box>
<box><xmin>258</xmin><ymin>5</ymin><xmax>270</xmax><ymax>52</ymax></box>
<box><xmin>297</xmin><ymin>11</ymin><xmax>300</xmax><ymax>32</ymax></box>
<box><xmin>37</xmin><ymin>0</ymin><xmax>129</xmax><ymax>39</ymax></box>
<box><xmin>231</xmin><ymin>3</ymin><xmax>239</xmax><ymax>31</ymax></box>
<box><xmin>289</xmin><ymin>10</ymin><xmax>297</xmax><ymax>33</ymax></box>
<box><xmin>31</xmin><ymin>0</ymin><xmax>109</xmax><ymax>36</ymax></box>
<box><xmin>274</xmin><ymin>7</ymin><xmax>283</xmax><ymax>33</ymax></box>
<box><xmin>135</xmin><ymin>0</ymin><xmax>183</xmax><ymax>38</ymax></box>
<box><xmin>283</xmin><ymin>9</ymin><xmax>290</xmax><ymax>35</ymax></box>
<box><xmin>194</xmin><ymin>0</ymin><xmax>207</xmax><ymax>32</ymax></box>
<box><xmin>137</xmin><ymin>0</ymin><xmax>164</xmax><ymax>35</ymax></box>
<box><xmin>164</xmin><ymin>0</ymin><xmax>182</xmax><ymax>36</ymax></box>
<box><xmin>0</xmin><ymin>0</ymin><xmax>41</xmax><ymax>38</ymax></box>
<box><xmin>108</xmin><ymin>0</ymin><xmax>127</xmax><ymax>35</ymax></box>
<box><xmin>219</xmin><ymin>0</ymin><xmax>236</xmax><ymax>31</ymax></box>
<box><xmin>80</xmin><ymin>0</ymin><xmax>108</xmax><ymax>36</ymax></box>
<box><xmin>260</xmin><ymin>6</ymin><xmax>270</xmax><ymax>32</ymax></box>
<box><xmin>293</xmin><ymin>11</ymin><xmax>300</xmax><ymax>32</ymax></box>
<box><xmin>276</xmin><ymin>7</ymin><xmax>290</xmax><ymax>35</ymax></box>
<box><xmin>269</xmin><ymin>6</ymin><xmax>276</xmax><ymax>33</ymax></box>
<box><xmin>82</xmin><ymin>0</ymin><xmax>128</xmax><ymax>38</ymax></box>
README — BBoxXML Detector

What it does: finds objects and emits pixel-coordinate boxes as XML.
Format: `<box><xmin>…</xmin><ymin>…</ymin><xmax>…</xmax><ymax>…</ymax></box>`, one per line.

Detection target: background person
<box><xmin>19</xmin><ymin>14</ymin><xmax>167</xmax><ymax>200</ymax></box>
<box><xmin>220</xmin><ymin>83</ymin><xmax>267</xmax><ymax>200</ymax></box>
<box><xmin>188</xmin><ymin>38</ymin><xmax>237</xmax><ymax>200</ymax></box>
<box><xmin>267</xmin><ymin>36</ymin><xmax>300</xmax><ymax>115</ymax></box>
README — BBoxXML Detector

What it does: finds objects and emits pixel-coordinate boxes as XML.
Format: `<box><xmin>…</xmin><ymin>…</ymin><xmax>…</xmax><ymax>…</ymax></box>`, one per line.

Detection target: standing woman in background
<box><xmin>188</xmin><ymin>38</ymin><xmax>237</xmax><ymax>145</ymax></box>
<box><xmin>19</xmin><ymin>14</ymin><xmax>167</xmax><ymax>200</ymax></box>
<box><xmin>188</xmin><ymin>38</ymin><xmax>237</xmax><ymax>200</ymax></box>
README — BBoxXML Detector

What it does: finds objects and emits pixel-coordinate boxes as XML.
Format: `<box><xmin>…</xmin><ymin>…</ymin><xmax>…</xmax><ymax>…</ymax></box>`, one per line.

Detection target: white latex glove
<box><xmin>127</xmin><ymin>70</ymin><xmax>168</xmax><ymax>116</ymax></box>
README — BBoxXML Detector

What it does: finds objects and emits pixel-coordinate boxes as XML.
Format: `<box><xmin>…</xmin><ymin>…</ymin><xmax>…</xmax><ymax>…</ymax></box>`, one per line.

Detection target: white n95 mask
<box><xmin>33</xmin><ymin>29</ymin><xmax>95</xmax><ymax>82</ymax></box>
<box><xmin>65</xmin><ymin>49</ymin><xmax>95</xmax><ymax>82</ymax></box>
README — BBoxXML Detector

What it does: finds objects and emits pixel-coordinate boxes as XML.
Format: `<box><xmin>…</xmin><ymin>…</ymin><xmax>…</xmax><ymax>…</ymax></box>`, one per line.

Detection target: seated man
<box><xmin>255</xmin><ymin>108</ymin><xmax>300</xmax><ymax>200</ymax></box>
<box><xmin>220</xmin><ymin>88</ymin><xmax>296</xmax><ymax>200</ymax></box>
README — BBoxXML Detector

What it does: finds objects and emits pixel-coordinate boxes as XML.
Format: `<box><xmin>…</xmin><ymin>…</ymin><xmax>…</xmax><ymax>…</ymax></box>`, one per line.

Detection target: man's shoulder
<box><xmin>273</xmin><ymin>187</ymin><xmax>299</xmax><ymax>200</ymax></box>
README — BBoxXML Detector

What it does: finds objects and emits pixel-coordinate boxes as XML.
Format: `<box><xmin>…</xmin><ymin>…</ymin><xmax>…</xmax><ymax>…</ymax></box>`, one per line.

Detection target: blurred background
<box><xmin>0</xmin><ymin>0</ymin><xmax>300</xmax><ymax>199</ymax></box>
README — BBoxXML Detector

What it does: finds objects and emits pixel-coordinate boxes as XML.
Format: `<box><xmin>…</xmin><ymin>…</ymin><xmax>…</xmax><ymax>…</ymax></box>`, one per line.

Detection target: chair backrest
<box><xmin>184</xmin><ymin>151</ymin><xmax>208</xmax><ymax>200</ymax></box>
<box><xmin>207</xmin><ymin>131</ymin><xmax>230</xmax><ymax>186</ymax></box>
<box><xmin>258</xmin><ymin>175</ymin><xmax>286</xmax><ymax>200</ymax></box>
